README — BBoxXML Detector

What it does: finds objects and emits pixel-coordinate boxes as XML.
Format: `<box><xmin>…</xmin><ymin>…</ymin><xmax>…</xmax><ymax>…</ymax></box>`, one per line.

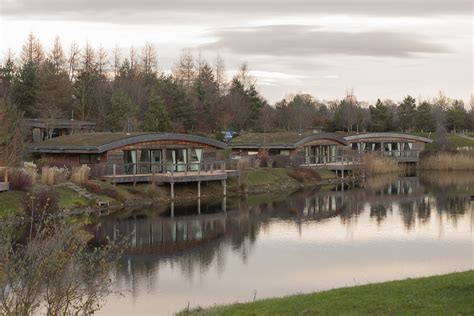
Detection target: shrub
<box><xmin>102</xmin><ymin>188</ymin><xmax>124</xmax><ymax>202</ymax></box>
<box><xmin>71</xmin><ymin>165</ymin><xmax>90</xmax><ymax>185</ymax></box>
<box><xmin>84</xmin><ymin>181</ymin><xmax>103</xmax><ymax>194</ymax></box>
<box><xmin>9</xmin><ymin>169</ymin><xmax>33</xmax><ymax>191</ymax></box>
<box><xmin>23</xmin><ymin>188</ymin><xmax>59</xmax><ymax>217</ymax></box>
<box><xmin>42</xmin><ymin>166</ymin><xmax>70</xmax><ymax>186</ymax></box>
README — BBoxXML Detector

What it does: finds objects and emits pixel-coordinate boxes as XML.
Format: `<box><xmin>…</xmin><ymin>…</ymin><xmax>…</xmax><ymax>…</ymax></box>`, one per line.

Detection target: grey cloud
<box><xmin>1</xmin><ymin>0</ymin><xmax>471</xmax><ymax>21</ymax></box>
<box><xmin>201</xmin><ymin>25</ymin><xmax>451</xmax><ymax>58</ymax></box>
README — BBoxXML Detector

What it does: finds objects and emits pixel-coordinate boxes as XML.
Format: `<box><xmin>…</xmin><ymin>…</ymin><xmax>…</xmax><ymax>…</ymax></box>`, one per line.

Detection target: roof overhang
<box><xmin>344</xmin><ymin>133</ymin><xmax>433</xmax><ymax>144</ymax></box>
<box><xmin>29</xmin><ymin>133</ymin><xmax>227</xmax><ymax>154</ymax></box>
<box><xmin>230</xmin><ymin>133</ymin><xmax>348</xmax><ymax>149</ymax></box>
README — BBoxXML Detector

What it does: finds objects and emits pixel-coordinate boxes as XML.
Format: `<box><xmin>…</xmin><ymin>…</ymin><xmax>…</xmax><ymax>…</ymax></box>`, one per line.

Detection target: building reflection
<box><xmin>89</xmin><ymin>173</ymin><xmax>472</xmax><ymax>295</ymax></box>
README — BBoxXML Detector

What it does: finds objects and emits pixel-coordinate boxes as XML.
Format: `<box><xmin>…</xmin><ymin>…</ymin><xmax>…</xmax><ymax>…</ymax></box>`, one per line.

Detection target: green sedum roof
<box><xmin>230</xmin><ymin>132</ymin><xmax>348</xmax><ymax>148</ymax></box>
<box><xmin>29</xmin><ymin>132</ymin><xmax>226</xmax><ymax>154</ymax></box>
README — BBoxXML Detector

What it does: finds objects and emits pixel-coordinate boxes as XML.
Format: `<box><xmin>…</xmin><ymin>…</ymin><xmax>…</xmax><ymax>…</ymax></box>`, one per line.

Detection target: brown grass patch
<box><xmin>419</xmin><ymin>152</ymin><xmax>474</xmax><ymax>171</ymax></box>
<box><xmin>362</xmin><ymin>154</ymin><xmax>404</xmax><ymax>174</ymax></box>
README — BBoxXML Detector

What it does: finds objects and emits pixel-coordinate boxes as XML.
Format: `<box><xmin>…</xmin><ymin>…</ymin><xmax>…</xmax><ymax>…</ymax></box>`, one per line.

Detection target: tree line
<box><xmin>0</xmin><ymin>33</ymin><xmax>473</xmax><ymax>138</ymax></box>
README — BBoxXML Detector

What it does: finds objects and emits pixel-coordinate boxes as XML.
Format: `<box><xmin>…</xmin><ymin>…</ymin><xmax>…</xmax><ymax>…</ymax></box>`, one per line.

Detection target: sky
<box><xmin>0</xmin><ymin>0</ymin><xmax>472</xmax><ymax>104</ymax></box>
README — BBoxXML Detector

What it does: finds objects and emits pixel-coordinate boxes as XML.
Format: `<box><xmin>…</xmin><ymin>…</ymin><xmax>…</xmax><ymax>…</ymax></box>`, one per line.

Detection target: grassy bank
<box><xmin>0</xmin><ymin>168</ymin><xmax>337</xmax><ymax>220</ymax></box>
<box><xmin>180</xmin><ymin>270</ymin><xmax>474</xmax><ymax>315</ymax></box>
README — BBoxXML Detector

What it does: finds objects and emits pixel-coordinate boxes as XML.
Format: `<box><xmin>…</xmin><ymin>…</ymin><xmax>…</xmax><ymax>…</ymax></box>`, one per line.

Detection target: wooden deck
<box><xmin>0</xmin><ymin>182</ymin><xmax>9</xmax><ymax>192</ymax></box>
<box><xmin>100</xmin><ymin>170</ymin><xmax>240</xmax><ymax>184</ymax></box>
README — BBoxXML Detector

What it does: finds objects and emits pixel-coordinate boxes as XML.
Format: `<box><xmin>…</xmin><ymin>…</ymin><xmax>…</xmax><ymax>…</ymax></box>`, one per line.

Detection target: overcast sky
<box><xmin>0</xmin><ymin>0</ymin><xmax>472</xmax><ymax>104</ymax></box>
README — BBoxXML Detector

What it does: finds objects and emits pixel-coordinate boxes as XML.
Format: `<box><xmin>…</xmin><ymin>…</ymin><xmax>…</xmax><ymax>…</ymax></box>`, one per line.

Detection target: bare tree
<box><xmin>20</xmin><ymin>33</ymin><xmax>44</xmax><ymax>66</ymax></box>
<box><xmin>140</xmin><ymin>42</ymin><xmax>158</xmax><ymax>77</ymax></box>
<box><xmin>173</xmin><ymin>49</ymin><xmax>195</xmax><ymax>91</ymax></box>
<box><xmin>48</xmin><ymin>36</ymin><xmax>65</xmax><ymax>74</ymax></box>
<box><xmin>67</xmin><ymin>43</ymin><xmax>80</xmax><ymax>81</ymax></box>
<box><xmin>214</xmin><ymin>54</ymin><xmax>226</xmax><ymax>95</ymax></box>
<box><xmin>97</xmin><ymin>44</ymin><xmax>108</xmax><ymax>78</ymax></box>
<box><xmin>112</xmin><ymin>44</ymin><xmax>121</xmax><ymax>78</ymax></box>
<box><xmin>0</xmin><ymin>215</ymin><xmax>122</xmax><ymax>315</ymax></box>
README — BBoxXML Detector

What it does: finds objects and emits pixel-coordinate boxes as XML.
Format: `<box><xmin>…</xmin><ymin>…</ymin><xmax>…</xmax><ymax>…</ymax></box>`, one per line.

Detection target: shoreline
<box><xmin>178</xmin><ymin>270</ymin><xmax>474</xmax><ymax>315</ymax></box>
<box><xmin>0</xmin><ymin>168</ymin><xmax>357</xmax><ymax>221</ymax></box>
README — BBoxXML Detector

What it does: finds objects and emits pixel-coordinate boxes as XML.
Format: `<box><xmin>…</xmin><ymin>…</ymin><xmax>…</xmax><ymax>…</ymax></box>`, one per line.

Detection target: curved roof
<box><xmin>344</xmin><ymin>133</ymin><xmax>433</xmax><ymax>143</ymax></box>
<box><xmin>230</xmin><ymin>132</ymin><xmax>348</xmax><ymax>149</ymax></box>
<box><xmin>29</xmin><ymin>132</ymin><xmax>226</xmax><ymax>154</ymax></box>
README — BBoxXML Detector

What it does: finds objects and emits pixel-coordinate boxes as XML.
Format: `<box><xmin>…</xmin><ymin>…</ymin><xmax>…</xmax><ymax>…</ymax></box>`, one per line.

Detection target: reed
<box><xmin>362</xmin><ymin>154</ymin><xmax>404</xmax><ymax>174</ymax></box>
<box><xmin>23</xmin><ymin>162</ymin><xmax>38</xmax><ymax>185</ymax></box>
<box><xmin>70</xmin><ymin>165</ymin><xmax>91</xmax><ymax>185</ymax></box>
<box><xmin>419</xmin><ymin>152</ymin><xmax>474</xmax><ymax>171</ymax></box>
<box><xmin>41</xmin><ymin>166</ymin><xmax>70</xmax><ymax>185</ymax></box>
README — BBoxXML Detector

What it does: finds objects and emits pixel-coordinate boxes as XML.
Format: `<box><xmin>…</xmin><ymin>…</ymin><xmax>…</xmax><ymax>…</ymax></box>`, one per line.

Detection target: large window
<box><xmin>124</xmin><ymin>150</ymin><xmax>137</xmax><ymax>174</ymax></box>
<box><xmin>79</xmin><ymin>154</ymin><xmax>100</xmax><ymax>164</ymax></box>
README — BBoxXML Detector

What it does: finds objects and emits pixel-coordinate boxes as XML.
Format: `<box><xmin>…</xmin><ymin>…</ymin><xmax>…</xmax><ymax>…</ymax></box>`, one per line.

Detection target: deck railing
<box><xmin>294</xmin><ymin>154</ymin><xmax>363</xmax><ymax>167</ymax></box>
<box><xmin>95</xmin><ymin>161</ymin><xmax>227</xmax><ymax>178</ymax></box>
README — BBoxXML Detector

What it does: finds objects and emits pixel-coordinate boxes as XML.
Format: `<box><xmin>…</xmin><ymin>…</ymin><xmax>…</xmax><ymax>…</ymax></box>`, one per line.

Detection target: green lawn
<box><xmin>181</xmin><ymin>270</ymin><xmax>474</xmax><ymax>316</ymax></box>
<box><xmin>56</xmin><ymin>186</ymin><xmax>92</xmax><ymax>209</ymax></box>
<box><xmin>411</xmin><ymin>132</ymin><xmax>474</xmax><ymax>149</ymax></box>
<box><xmin>0</xmin><ymin>190</ymin><xmax>27</xmax><ymax>219</ymax></box>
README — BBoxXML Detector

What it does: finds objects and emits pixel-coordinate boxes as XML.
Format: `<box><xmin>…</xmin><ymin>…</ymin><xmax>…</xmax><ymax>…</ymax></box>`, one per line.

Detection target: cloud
<box><xmin>201</xmin><ymin>25</ymin><xmax>451</xmax><ymax>58</ymax></box>
<box><xmin>1</xmin><ymin>0</ymin><xmax>471</xmax><ymax>22</ymax></box>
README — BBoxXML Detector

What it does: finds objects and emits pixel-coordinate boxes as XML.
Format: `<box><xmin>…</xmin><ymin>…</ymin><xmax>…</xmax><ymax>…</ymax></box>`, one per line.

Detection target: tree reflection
<box><xmin>90</xmin><ymin>175</ymin><xmax>472</xmax><ymax>296</ymax></box>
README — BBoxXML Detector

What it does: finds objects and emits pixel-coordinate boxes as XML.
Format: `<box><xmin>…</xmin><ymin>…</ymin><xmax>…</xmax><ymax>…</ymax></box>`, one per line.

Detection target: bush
<box><xmin>23</xmin><ymin>188</ymin><xmax>59</xmax><ymax>217</ymax></box>
<box><xmin>84</xmin><ymin>181</ymin><xmax>103</xmax><ymax>194</ymax></box>
<box><xmin>9</xmin><ymin>169</ymin><xmax>33</xmax><ymax>191</ymax></box>
<box><xmin>102</xmin><ymin>188</ymin><xmax>124</xmax><ymax>202</ymax></box>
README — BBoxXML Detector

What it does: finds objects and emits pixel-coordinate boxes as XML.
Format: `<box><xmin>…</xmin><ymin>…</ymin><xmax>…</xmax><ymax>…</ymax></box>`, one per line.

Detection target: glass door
<box><xmin>151</xmin><ymin>150</ymin><xmax>163</xmax><ymax>173</ymax></box>
<box><xmin>124</xmin><ymin>150</ymin><xmax>137</xmax><ymax>174</ymax></box>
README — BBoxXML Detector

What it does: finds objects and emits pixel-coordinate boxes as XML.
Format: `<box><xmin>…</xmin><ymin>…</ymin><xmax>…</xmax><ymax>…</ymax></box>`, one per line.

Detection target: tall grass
<box><xmin>419</xmin><ymin>152</ymin><xmax>474</xmax><ymax>171</ymax></box>
<box><xmin>41</xmin><ymin>166</ymin><xmax>70</xmax><ymax>185</ymax></box>
<box><xmin>23</xmin><ymin>162</ymin><xmax>38</xmax><ymax>185</ymax></box>
<box><xmin>362</xmin><ymin>154</ymin><xmax>404</xmax><ymax>174</ymax></box>
<box><xmin>70</xmin><ymin>165</ymin><xmax>90</xmax><ymax>185</ymax></box>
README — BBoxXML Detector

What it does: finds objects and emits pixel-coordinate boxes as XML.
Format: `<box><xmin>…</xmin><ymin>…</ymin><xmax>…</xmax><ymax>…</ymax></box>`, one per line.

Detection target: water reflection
<box><xmin>93</xmin><ymin>172</ymin><xmax>473</xmax><ymax>315</ymax></box>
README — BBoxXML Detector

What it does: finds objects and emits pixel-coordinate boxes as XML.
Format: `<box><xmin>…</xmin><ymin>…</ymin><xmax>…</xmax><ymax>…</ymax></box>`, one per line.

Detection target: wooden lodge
<box><xmin>24</xmin><ymin>118</ymin><xmax>96</xmax><ymax>143</ymax></box>
<box><xmin>344</xmin><ymin>133</ymin><xmax>433</xmax><ymax>162</ymax></box>
<box><xmin>29</xmin><ymin>132</ymin><xmax>239</xmax><ymax>198</ymax></box>
<box><xmin>230</xmin><ymin>132</ymin><xmax>351</xmax><ymax>167</ymax></box>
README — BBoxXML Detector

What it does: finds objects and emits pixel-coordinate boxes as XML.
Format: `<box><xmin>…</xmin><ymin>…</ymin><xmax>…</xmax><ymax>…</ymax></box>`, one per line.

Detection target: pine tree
<box><xmin>143</xmin><ymin>92</ymin><xmax>172</xmax><ymax>132</ymax></box>
<box><xmin>398</xmin><ymin>95</ymin><xmax>417</xmax><ymax>132</ymax></box>
<box><xmin>12</xmin><ymin>61</ymin><xmax>38</xmax><ymax>117</ymax></box>
<box><xmin>108</xmin><ymin>90</ymin><xmax>136</xmax><ymax>132</ymax></box>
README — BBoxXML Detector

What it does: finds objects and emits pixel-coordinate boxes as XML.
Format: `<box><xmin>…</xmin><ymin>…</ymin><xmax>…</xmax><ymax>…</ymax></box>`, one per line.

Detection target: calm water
<box><xmin>92</xmin><ymin>172</ymin><xmax>474</xmax><ymax>315</ymax></box>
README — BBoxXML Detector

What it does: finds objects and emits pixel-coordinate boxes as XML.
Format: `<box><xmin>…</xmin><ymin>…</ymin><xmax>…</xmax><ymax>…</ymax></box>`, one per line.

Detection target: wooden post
<box><xmin>198</xmin><ymin>198</ymin><xmax>201</xmax><ymax>214</ymax></box>
<box><xmin>171</xmin><ymin>182</ymin><xmax>175</xmax><ymax>200</ymax></box>
<box><xmin>222</xmin><ymin>196</ymin><xmax>227</xmax><ymax>212</ymax></box>
<box><xmin>197</xmin><ymin>181</ymin><xmax>201</xmax><ymax>198</ymax></box>
<box><xmin>222</xmin><ymin>179</ymin><xmax>227</xmax><ymax>197</ymax></box>
<box><xmin>170</xmin><ymin>201</ymin><xmax>174</xmax><ymax>218</ymax></box>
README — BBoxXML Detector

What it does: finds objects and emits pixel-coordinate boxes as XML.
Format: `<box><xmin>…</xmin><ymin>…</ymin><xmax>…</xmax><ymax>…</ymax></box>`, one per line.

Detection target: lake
<box><xmin>93</xmin><ymin>172</ymin><xmax>473</xmax><ymax>315</ymax></box>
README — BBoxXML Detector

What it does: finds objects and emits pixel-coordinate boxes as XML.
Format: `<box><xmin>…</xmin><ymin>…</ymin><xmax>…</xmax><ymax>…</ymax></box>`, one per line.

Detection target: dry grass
<box><xmin>362</xmin><ymin>154</ymin><xmax>404</xmax><ymax>174</ymax></box>
<box><xmin>23</xmin><ymin>162</ymin><xmax>38</xmax><ymax>185</ymax></box>
<box><xmin>419</xmin><ymin>152</ymin><xmax>474</xmax><ymax>171</ymax></box>
<box><xmin>70</xmin><ymin>165</ymin><xmax>90</xmax><ymax>184</ymax></box>
<box><xmin>41</xmin><ymin>166</ymin><xmax>70</xmax><ymax>185</ymax></box>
